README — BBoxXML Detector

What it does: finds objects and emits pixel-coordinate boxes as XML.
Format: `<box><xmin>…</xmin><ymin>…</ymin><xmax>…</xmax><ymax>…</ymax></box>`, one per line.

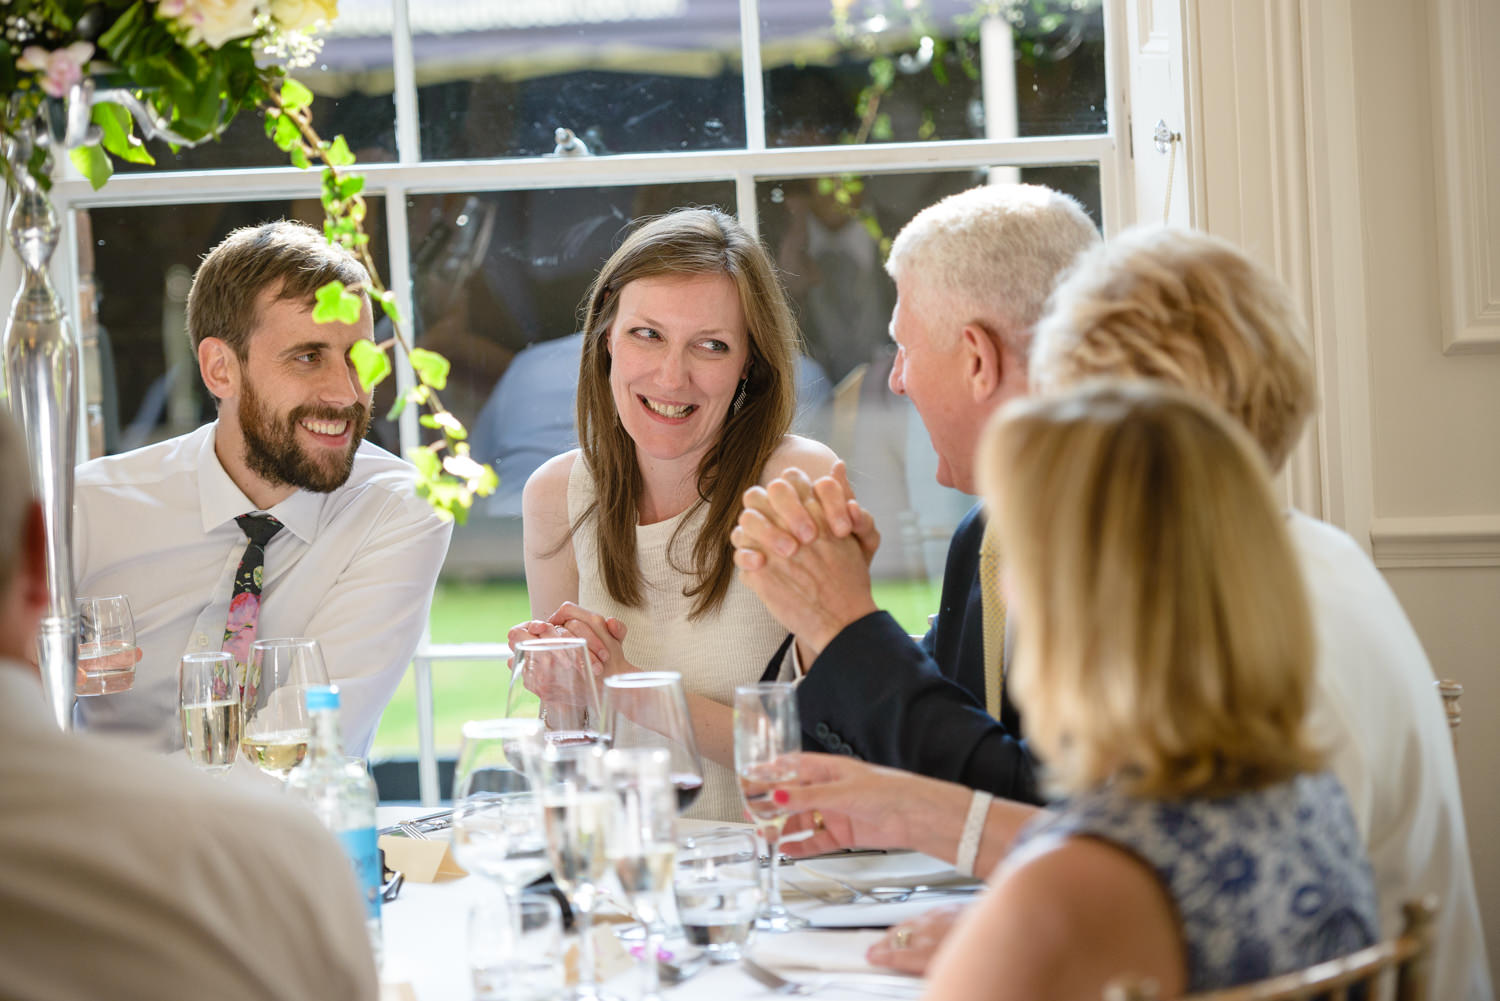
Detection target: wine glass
<box><xmin>178</xmin><ymin>651</ymin><xmax>240</xmax><ymax>775</ymax></box>
<box><xmin>536</xmin><ymin>742</ymin><xmax>617</xmax><ymax>1001</ymax></box>
<box><xmin>76</xmin><ymin>594</ymin><xmax>136</xmax><ymax>696</ymax></box>
<box><xmin>602</xmin><ymin>672</ymin><xmax>706</xmax><ymax>814</ymax></box>
<box><xmin>603</xmin><ymin>747</ymin><xmax>677</xmax><ymax>1001</ymax></box>
<box><xmin>733</xmin><ymin>682</ymin><xmax>807</xmax><ymax>932</ymax></box>
<box><xmin>509</xmin><ymin>637</ymin><xmax>606</xmax><ymax>749</ymax></box>
<box><xmin>450</xmin><ymin>719</ymin><xmax>549</xmax><ymax>935</ymax></box>
<box><xmin>241</xmin><ymin>637</ymin><xmax>328</xmax><ymax>781</ymax></box>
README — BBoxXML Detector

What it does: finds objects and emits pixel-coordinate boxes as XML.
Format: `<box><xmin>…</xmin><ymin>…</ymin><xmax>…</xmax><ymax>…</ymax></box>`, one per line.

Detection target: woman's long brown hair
<box><xmin>571</xmin><ymin>208</ymin><xmax>799</xmax><ymax>618</ymax></box>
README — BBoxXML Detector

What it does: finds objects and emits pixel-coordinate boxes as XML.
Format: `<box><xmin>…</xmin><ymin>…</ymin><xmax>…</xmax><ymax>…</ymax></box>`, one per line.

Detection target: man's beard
<box><xmin>238</xmin><ymin>379</ymin><xmax>371</xmax><ymax>493</ymax></box>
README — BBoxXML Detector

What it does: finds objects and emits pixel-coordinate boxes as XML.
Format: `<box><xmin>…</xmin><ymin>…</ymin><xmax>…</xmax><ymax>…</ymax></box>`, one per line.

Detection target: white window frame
<box><xmin>47</xmin><ymin>0</ymin><xmax>1136</xmax><ymax>462</ymax></box>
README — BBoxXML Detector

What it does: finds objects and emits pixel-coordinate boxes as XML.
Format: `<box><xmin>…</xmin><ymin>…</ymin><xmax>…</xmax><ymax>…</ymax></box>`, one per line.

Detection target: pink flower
<box><xmin>17</xmin><ymin>43</ymin><xmax>95</xmax><ymax>99</ymax></box>
<box><xmin>226</xmin><ymin>591</ymin><xmax>259</xmax><ymax>632</ymax></box>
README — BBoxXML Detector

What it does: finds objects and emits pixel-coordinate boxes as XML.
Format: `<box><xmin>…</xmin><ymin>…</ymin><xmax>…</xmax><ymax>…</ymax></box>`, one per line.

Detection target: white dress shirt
<box><xmin>0</xmin><ymin>663</ymin><xmax>377</xmax><ymax>1001</ymax></box>
<box><xmin>73</xmin><ymin>422</ymin><xmax>452</xmax><ymax>756</ymax></box>
<box><xmin>1291</xmin><ymin>511</ymin><xmax>1491</xmax><ymax>1001</ymax></box>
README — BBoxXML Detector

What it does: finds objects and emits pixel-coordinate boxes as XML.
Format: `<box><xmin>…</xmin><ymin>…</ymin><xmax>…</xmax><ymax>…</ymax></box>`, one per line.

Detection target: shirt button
<box><xmin>196</xmin><ymin>635</ymin><xmax>210</xmax><ymax>649</ymax></box>
<box><xmin>814</xmin><ymin>722</ymin><xmax>830</xmax><ymax>740</ymax></box>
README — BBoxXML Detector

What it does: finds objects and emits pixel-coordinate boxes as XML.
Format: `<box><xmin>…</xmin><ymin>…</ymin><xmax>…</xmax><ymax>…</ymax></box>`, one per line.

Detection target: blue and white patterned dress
<box><xmin>1012</xmin><ymin>771</ymin><xmax>1379</xmax><ymax>990</ymax></box>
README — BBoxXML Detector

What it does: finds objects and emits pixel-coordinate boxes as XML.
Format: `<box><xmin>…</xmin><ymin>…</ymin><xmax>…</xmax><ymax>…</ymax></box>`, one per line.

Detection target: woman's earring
<box><xmin>731</xmin><ymin>377</ymin><xmax>748</xmax><ymax>416</ymax></box>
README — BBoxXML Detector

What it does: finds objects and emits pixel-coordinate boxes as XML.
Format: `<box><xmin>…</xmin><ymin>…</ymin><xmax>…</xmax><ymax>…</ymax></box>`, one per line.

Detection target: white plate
<box><xmin>797</xmin><ymin>850</ymin><xmax>963</xmax><ymax>889</ymax></box>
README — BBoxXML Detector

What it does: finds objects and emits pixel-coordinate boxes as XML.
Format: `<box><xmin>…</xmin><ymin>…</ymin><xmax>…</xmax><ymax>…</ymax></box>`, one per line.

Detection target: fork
<box><xmin>739</xmin><ymin>955</ymin><xmax>923</xmax><ymax>998</ymax></box>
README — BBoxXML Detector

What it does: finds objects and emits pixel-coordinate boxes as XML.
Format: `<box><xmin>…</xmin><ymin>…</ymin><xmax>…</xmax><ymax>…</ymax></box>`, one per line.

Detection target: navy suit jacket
<box><xmin>791</xmin><ymin>504</ymin><xmax>1041</xmax><ymax>804</ymax></box>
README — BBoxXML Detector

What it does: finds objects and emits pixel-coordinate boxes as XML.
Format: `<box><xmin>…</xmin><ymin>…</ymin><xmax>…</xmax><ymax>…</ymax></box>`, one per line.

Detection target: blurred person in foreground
<box><xmin>733</xmin><ymin>184</ymin><xmax>1100</xmax><ymax>803</ymax></box>
<box><xmin>765</xmin><ymin>226</ymin><xmax>1490</xmax><ymax>1001</ymax></box>
<box><xmin>802</xmin><ymin>381</ymin><xmax>1379</xmax><ymax>995</ymax></box>
<box><xmin>73</xmin><ymin>220</ymin><xmax>452</xmax><ymax>757</ymax></box>
<box><xmin>0</xmin><ymin>412</ymin><xmax>377</xmax><ymax>1001</ymax></box>
<box><xmin>507</xmin><ymin>208</ymin><xmax>837</xmax><ymax>820</ymax></box>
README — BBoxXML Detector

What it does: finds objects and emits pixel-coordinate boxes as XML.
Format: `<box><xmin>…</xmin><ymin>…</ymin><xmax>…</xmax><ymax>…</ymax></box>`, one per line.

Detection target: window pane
<box><xmin>413</xmin><ymin>3</ymin><xmax>746</xmax><ymax>159</ymax></box>
<box><xmin>115</xmin><ymin>5</ymin><xmax>397</xmax><ymax>173</ymax></box>
<box><xmin>82</xmin><ymin>199</ymin><xmax>390</xmax><ymax>452</ymax></box>
<box><xmin>763</xmin><ymin>0</ymin><xmax>1106</xmax><ymax>147</ymax></box>
<box><xmin>754</xmin><ymin>165</ymin><xmax>1100</xmax><ymax>588</ymax></box>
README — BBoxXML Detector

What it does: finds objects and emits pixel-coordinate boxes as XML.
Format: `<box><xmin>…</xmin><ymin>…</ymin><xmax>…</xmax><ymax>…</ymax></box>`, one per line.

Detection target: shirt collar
<box><xmin>196</xmin><ymin>421</ymin><xmax>323</xmax><ymax>544</ymax></box>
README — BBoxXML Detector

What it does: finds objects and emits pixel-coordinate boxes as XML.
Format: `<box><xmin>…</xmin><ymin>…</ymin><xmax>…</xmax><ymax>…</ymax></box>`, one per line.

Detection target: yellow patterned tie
<box><xmin>978</xmin><ymin>523</ymin><xmax>1007</xmax><ymax>720</ymax></box>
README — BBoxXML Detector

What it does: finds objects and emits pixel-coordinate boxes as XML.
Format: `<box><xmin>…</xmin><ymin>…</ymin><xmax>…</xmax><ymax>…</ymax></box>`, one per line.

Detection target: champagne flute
<box><xmin>178</xmin><ymin>651</ymin><xmax>240</xmax><ymax>775</ymax></box>
<box><xmin>241</xmin><ymin>637</ymin><xmax>328</xmax><ymax>781</ymax></box>
<box><xmin>76</xmin><ymin>594</ymin><xmax>136</xmax><ymax>696</ymax></box>
<box><xmin>509</xmin><ymin>636</ymin><xmax>606</xmax><ymax>749</ymax></box>
<box><xmin>537</xmin><ymin>742</ymin><xmax>618</xmax><ymax>1001</ymax></box>
<box><xmin>733</xmin><ymin>683</ymin><xmax>807</xmax><ymax>932</ymax></box>
<box><xmin>602</xmin><ymin>672</ymin><xmax>706</xmax><ymax>814</ymax></box>
<box><xmin>603</xmin><ymin>747</ymin><xmax>676</xmax><ymax>1001</ymax></box>
<box><xmin>450</xmin><ymin>719</ymin><xmax>549</xmax><ymax>936</ymax></box>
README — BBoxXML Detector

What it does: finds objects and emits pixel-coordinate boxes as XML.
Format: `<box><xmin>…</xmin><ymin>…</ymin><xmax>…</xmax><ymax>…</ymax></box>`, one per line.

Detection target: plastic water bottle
<box><xmin>286</xmin><ymin>685</ymin><xmax>383</xmax><ymax>965</ymax></box>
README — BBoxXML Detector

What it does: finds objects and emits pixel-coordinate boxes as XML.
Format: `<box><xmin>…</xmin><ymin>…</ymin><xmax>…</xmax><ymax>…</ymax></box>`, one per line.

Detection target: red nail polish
<box><xmin>772</xmin><ymin>789</ymin><xmax>790</xmax><ymax>806</ymax></box>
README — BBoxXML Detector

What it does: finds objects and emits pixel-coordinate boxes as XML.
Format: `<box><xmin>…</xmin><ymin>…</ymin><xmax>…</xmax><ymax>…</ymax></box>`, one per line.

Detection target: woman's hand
<box><xmin>771</xmin><ymin>753</ymin><xmax>927</xmax><ymax>857</ymax></box>
<box><xmin>868</xmin><ymin>903</ymin><xmax>970</xmax><ymax>975</ymax></box>
<box><xmin>546</xmin><ymin>601</ymin><xmax>632</xmax><ymax>677</ymax></box>
<box><xmin>506</xmin><ymin>609</ymin><xmax>624</xmax><ymax>707</ymax></box>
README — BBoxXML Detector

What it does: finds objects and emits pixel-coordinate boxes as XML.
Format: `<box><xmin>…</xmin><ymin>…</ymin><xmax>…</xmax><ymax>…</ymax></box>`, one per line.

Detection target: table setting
<box><xmin>368</xmin><ymin>650</ymin><xmax>984</xmax><ymax>1001</ymax></box>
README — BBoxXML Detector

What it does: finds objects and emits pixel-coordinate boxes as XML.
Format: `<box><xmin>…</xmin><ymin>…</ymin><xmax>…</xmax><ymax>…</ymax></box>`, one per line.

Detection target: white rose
<box><xmin>269</xmin><ymin>0</ymin><xmax>336</xmax><ymax>32</ymax></box>
<box><xmin>173</xmin><ymin>0</ymin><xmax>263</xmax><ymax>49</ymax></box>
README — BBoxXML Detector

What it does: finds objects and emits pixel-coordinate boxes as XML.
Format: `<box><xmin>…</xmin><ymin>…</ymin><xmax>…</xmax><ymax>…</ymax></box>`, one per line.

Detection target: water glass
<box><xmin>451</xmin><ymin>719</ymin><xmax>550</xmax><ymax>924</ymax></box>
<box><xmin>241</xmin><ymin>637</ymin><xmax>328</xmax><ymax>781</ymax></box>
<box><xmin>674</xmin><ymin>829</ymin><xmax>761</xmax><ymax>963</ymax></box>
<box><xmin>178</xmin><ymin>651</ymin><xmax>240</xmax><ymax>775</ymax></box>
<box><xmin>469</xmin><ymin>892</ymin><xmax>566</xmax><ymax>1001</ymax></box>
<box><xmin>603</xmin><ymin>672</ymin><xmax>705</xmax><ymax>814</ymax></box>
<box><xmin>76</xmin><ymin>594</ymin><xmax>136</xmax><ymax>696</ymax></box>
<box><xmin>511</xmin><ymin>636</ymin><xmax>606</xmax><ymax>748</ymax></box>
<box><xmin>537</xmin><ymin>742</ymin><xmax>616</xmax><ymax>1001</ymax></box>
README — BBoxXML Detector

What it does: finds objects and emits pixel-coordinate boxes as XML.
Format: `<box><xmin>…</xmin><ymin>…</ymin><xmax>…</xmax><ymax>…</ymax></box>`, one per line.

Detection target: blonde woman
<box><xmin>510</xmin><ymin>208</ymin><xmax>836</xmax><ymax>820</ymax></box>
<box><xmin>910</xmin><ymin>381</ymin><xmax>1376</xmax><ymax>995</ymax></box>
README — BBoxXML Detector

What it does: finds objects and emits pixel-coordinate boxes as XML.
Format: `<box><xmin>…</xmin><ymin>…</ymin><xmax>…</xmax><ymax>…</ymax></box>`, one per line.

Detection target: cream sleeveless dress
<box><xmin>568</xmin><ymin>457</ymin><xmax>788</xmax><ymax>821</ymax></box>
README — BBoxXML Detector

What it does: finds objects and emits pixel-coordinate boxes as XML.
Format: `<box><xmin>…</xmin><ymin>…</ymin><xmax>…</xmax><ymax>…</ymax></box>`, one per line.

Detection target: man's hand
<box><xmin>733</xmin><ymin>462</ymin><xmax>879</xmax><ymax>571</ymax></box>
<box><xmin>868</xmin><ymin>903</ymin><xmax>970</xmax><ymax>975</ymax></box>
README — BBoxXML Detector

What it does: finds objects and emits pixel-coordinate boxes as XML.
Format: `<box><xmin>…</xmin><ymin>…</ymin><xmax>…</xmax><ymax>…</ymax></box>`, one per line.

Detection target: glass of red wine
<box><xmin>602</xmin><ymin>672</ymin><xmax>706</xmax><ymax>814</ymax></box>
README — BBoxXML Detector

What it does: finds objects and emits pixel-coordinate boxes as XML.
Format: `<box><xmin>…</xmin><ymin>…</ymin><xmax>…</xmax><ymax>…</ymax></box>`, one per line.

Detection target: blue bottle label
<box><xmin>339</xmin><ymin>826</ymin><xmax>382</xmax><ymax>923</ymax></box>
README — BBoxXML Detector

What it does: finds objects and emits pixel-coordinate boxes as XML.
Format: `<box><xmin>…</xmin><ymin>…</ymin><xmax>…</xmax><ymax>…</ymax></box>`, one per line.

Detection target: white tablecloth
<box><xmin>377</xmin><ymin>808</ymin><xmax>945</xmax><ymax>1000</ymax></box>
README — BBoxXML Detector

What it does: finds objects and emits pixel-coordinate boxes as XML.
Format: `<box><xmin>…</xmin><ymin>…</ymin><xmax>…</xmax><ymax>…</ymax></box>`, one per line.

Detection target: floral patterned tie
<box><xmin>221</xmin><ymin>513</ymin><xmax>283</xmax><ymax>698</ymax></box>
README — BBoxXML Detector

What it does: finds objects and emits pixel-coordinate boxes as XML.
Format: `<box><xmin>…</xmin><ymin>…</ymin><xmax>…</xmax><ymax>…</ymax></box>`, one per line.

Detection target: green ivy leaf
<box><xmin>272</xmin><ymin>112</ymin><xmax>301</xmax><ymax>152</ymax></box>
<box><xmin>325</xmin><ymin>135</ymin><xmax>356</xmax><ymax>167</ymax></box>
<box><xmin>337</xmin><ymin>174</ymin><xmax>365</xmax><ymax>200</ymax></box>
<box><xmin>408</xmin><ymin>347</ymin><xmax>450</xmax><ymax>391</ymax></box>
<box><xmin>69</xmin><ymin>144</ymin><xmax>113</xmax><ymax>191</ymax></box>
<box><xmin>289</xmin><ymin>146</ymin><xmax>309</xmax><ymax>169</ymax></box>
<box><xmin>377</xmin><ymin>290</ymin><xmax>402</xmax><ymax>324</ymax></box>
<box><xmin>347</xmin><ymin>338</ymin><xmax>392</xmax><ymax>392</ymax></box>
<box><xmin>93</xmin><ymin>103</ymin><xmax>154</xmax><ymax>165</ymax></box>
<box><xmin>408</xmin><ymin>444</ymin><xmax>441</xmax><ymax>480</ymax></box>
<box><xmin>418</xmin><ymin>414</ymin><xmax>440</xmax><ymax>430</ymax></box>
<box><xmin>280</xmin><ymin>78</ymin><xmax>315</xmax><ymax>112</ymax></box>
<box><xmin>312</xmin><ymin>281</ymin><xmax>365</xmax><ymax>326</ymax></box>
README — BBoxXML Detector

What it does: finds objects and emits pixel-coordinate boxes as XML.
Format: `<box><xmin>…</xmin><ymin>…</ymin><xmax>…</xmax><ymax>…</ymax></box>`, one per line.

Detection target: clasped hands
<box><xmin>730</xmin><ymin>461</ymin><xmax>881</xmax><ymax>658</ymax></box>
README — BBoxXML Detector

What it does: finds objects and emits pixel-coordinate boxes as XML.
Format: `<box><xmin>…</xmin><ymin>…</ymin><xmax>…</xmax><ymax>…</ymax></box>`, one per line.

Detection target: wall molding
<box><xmin>1428</xmin><ymin>0</ymin><xmax>1500</xmax><ymax>354</ymax></box>
<box><xmin>1370</xmin><ymin>514</ymin><xmax>1500</xmax><ymax>568</ymax></box>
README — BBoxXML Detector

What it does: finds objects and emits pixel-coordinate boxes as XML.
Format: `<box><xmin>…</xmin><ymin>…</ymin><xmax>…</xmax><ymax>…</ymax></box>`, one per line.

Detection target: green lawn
<box><xmin>370</xmin><ymin>577</ymin><xmax>942</xmax><ymax>756</ymax></box>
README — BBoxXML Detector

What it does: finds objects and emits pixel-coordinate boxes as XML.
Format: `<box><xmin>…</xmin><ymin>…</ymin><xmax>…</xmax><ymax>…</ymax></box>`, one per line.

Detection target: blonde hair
<box><xmin>574</xmin><ymin>208</ymin><xmax>798</xmax><ymax>618</ymax></box>
<box><xmin>1031</xmin><ymin>225</ymin><xmax>1315</xmax><ymax>471</ymax></box>
<box><xmin>979</xmin><ymin>380</ymin><xmax>1321</xmax><ymax>800</ymax></box>
<box><xmin>886</xmin><ymin>183</ymin><xmax>1099</xmax><ymax>355</ymax></box>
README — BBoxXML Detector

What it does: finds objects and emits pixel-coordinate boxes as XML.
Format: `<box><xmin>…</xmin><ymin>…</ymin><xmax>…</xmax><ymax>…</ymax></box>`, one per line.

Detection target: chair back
<box><xmin>1103</xmin><ymin>896</ymin><xmax>1437</xmax><ymax>1001</ymax></box>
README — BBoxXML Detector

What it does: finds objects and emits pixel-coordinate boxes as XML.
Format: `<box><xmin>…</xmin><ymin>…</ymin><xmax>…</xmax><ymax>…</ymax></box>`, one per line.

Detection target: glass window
<box><xmin>412</xmin><ymin>3</ymin><xmax>747</xmax><ymax>159</ymax></box>
<box><xmin>763</xmin><ymin>0</ymin><xmax>1106</xmax><ymax>147</ymax></box>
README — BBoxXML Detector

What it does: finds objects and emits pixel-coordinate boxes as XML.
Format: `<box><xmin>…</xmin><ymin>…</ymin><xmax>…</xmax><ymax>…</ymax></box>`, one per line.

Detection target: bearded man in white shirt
<box><xmin>73</xmin><ymin>220</ymin><xmax>452</xmax><ymax>756</ymax></box>
<box><xmin>0</xmin><ymin>411</ymin><xmax>378</xmax><ymax>1001</ymax></box>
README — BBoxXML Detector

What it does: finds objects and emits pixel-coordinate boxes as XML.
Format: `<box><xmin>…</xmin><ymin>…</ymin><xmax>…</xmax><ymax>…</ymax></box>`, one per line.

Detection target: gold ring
<box><xmin>812</xmin><ymin>810</ymin><xmax>825</xmax><ymax>831</ymax></box>
<box><xmin>892</xmin><ymin>927</ymin><xmax>912</xmax><ymax>949</ymax></box>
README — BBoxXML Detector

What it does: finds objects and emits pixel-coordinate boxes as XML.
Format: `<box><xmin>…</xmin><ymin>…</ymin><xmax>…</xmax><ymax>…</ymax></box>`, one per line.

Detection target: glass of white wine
<box><xmin>603</xmin><ymin>747</ymin><xmax>676</xmax><ymax>1001</ymax></box>
<box><xmin>733</xmin><ymin>683</ymin><xmax>807</xmax><ymax>932</ymax></box>
<box><xmin>178</xmin><ymin>651</ymin><xmax>240</xmax><ymax>776</ymax></box>
<box><xmin>537</xmin><ymin>742</ymin><xmax>617</xmax><ymax>1001</ymax></box>
<box><xmin>241</xmin><ymin>637</ymin><xmax>328</xmax><ymax>782</ymax></box>
<box><xmin>509</xmin><ymin>637</ymin><xmax>606</xmax><ymax>749</ymax></box>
